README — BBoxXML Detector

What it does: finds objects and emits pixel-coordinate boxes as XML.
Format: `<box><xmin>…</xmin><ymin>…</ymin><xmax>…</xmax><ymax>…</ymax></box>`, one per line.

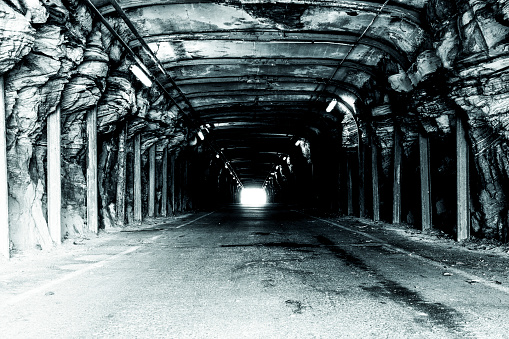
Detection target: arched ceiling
<box><xmin>90</xmin><ymin>0</ymin><xmax>429</xmax><ymax>186</ymax></box>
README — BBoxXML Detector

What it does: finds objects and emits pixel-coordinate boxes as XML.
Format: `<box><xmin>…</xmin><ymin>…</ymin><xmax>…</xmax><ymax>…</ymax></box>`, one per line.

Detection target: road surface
<box><xmin>1</xmin><ymin>204</ymin><xmax>508</xmax><ymax>338</ymax></box>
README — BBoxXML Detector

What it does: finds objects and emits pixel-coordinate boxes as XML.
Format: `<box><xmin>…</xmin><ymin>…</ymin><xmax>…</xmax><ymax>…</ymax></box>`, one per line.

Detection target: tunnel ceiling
<box><xmin>91</xmin><ymin>0</ymin><xmax>428</xmax><ymax>186</ymax></box>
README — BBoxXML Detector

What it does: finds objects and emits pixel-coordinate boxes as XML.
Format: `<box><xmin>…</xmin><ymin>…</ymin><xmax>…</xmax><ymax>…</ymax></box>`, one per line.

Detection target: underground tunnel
<box><xmin>1</xmin><ymin>0</ymin><xmax>509</xmax><ymax>257</ymax></box>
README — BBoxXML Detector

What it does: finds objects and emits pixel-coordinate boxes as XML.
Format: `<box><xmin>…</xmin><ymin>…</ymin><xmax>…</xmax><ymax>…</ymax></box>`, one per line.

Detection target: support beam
<box><xmin>346</xmin><ymin>155</ymin><xmax>354</xmax><ymax>216</ymax></box>
<box><xmin>181</xmin><ymin>160</ymin><xmax>186</xmax><ymax>212</ymax></box>
<box><xmin>392</xmin><ymin>130</ymin><xmax>402</xmax><ymax>224</ymax></box>
<box><xmin>371</xmin><ymin>137</ymin><xmax>380</xmax><ymax>222</ymax></box>
<box><xmin>457</xmin><ymin>116</ymin><xmax>470</xmax><ymax>241</ymax></box>
<box><xmin>87</xmin><ymin>107</ymin><xmax>98</xmax><ymax>234</ymax></box>
<box><xmin>187</xmin><ymin>161</ymin><xmax>193</xmax><ymax>209</ymax></box>
<box><xmin>134</xmin><ymin>134</ymin><xmax>142</xmax><ymax>222</ymax></box>
<box><xmin>419</xmin><ymin>133</ymin><xmax>432</xmax><ymax>231</ymax></box>
<box><xmin>116</xmin><ymin>124</ymin><xmax>127</xmax><ymax>226</ymax></box>
<box><xmin>161</xmin><ymin>147</ymin><xmax>168</xmax><ymax>217</ymax></box>
<box><xmin>170</xmin><ymin>153</ymin><xmax>175</xmax><ymax>215</ymax></box>
<box><xmin>0</xmin><ymin>76</ymin><xmax>9</xmax><ymax>258</ymax></box>
<box><xmin>358</xmin><ymin>142</ymin><xmax>366</xmax><ymax>218</ymax></box>
<box><xmin>148</xmin><ymin>144</ymin><xmax>156</xmax><ymax>217</ymax></box>
<box><xmin>48</xmin><ymin>105</ymin><xmax>62</xmax><ymax>244</ymax></box>
<box><xmin>177</xmin><ymin>158</ymin><xmax>183</xmax><ymax>212</ymax></box>
<box><xmin>310</xmin><ymin>163</ymin><xmax>315</xmax><ymax>205</ymax></box>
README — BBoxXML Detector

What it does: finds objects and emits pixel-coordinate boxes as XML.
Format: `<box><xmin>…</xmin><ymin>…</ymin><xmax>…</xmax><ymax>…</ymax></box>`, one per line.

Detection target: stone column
<box><xmin>0</xmin><ymin>76</ymin><xmax>9</xmax><ymax>258</ymax></box>
<box><xmin>86</xmin><ymin>107</ymin><xmax>98</xmax><ymax>234</ymax></box>
<box><xmin>161</xmin><ymin>147</ymin><xmax>168</xmax><ymax>217</ymax></box>
<box><xmin>392</xmin><ymin>129</ymin><xmax>402</xmax><ymax>224</ymax></box>
<box><xmin>48</xmin><ymin>105</ymin><xmax>62</xmax><ymax>243</ymax></box>
<box><xmin>116</xmin><ymin>124</ymin><xmax>127</xmax><ymax>226</ymax></box>
<box><xmin>134</xmin><ymin>134</ymin><xmax>142</xmax><ymax>222</ymax></box>
<box><xmin>457</xmin><ymin>116</ymin><xmax>470</xmax><ymax>241</ymax></box>
<box><xmin>148</xmin><ymin>144</ymin><xmax>156</xmax><ymax>217</ymax></box>
<box><xmin>419</xmin><ymin>132</ymin><xmax>432</xmax><ymax>231</ymax></box>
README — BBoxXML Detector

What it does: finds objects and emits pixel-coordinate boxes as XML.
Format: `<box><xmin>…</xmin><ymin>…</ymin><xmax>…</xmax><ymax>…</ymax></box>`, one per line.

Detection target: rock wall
<box><xmin>381</xmin><ymin>0</ymin><xmax>509</xmax><ymax>240</ymax></box>
<box><xmin>441</xmin><ymin>0</ymin><xmax>509</xmax><ymax>241</ymax></box>
<box><xmin>4</xmin><ymin>1</ymin><xmax>70</xmax><ymax>249</ymax></box>
<box><xmin>0</xmin><ymin>0</ymin><xmax>187</xmax><ymax>251</ymax></box>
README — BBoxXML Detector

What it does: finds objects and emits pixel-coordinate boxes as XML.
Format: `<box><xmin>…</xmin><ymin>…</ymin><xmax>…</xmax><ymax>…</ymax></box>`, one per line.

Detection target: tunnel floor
<box><xmin>1</xmin><ymin>205</ymin><xmax>508</xmax><ymax>338</ymax></box>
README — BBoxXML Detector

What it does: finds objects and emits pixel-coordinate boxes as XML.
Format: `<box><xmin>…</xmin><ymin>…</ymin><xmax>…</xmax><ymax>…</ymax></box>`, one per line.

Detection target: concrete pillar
<box><xmin>161</xmin><ymin>147</ymin><xmax>168</xmax><ymax>217</ymax></box>
<box><xmin>0</xmin><ymin>76</ymin><xmax>9</xmax><ymax>258</ymax></box>
<box><xmin>116</xmin><ymin>124</ymin><xmax>127</xmax><ymax>226</ymax></box>
<box><xmin>457</xmin><ymin>116</ymin><xmax>470</xmax><ymax>241</ymax></box>
<box><xmin>392</xmin><ymin>130</ymin><xmax>402</xmax><ymax>224</ymax></box>
<box><xmin>86</xmin><ymin>107</ymin><xmax>98</xmax><ymax>234</ymax></box>
<box><xmin>47</xmin><ymin>105</ymin><xmax>62</xmax><ymax>243</ymax></box>
<box><xmin>419</xmin><ymin>132</ymin><xmax>432</xmax><ymax>231</ymax></box>
<box><xmin>371</xmin><ymin>136</ymin><xmax>380</xmax><ymax>222</ymax></box>
<box><xmin>134</xmin><ymin>134</ymin><xmax>142</xmax><ymax>222</ymax></box>
<box><xmin>148</xmin><ymin>144</ymin><xmax>156</xmax><ymax>217</ymax></box>
<box><xmin>346</xmin><ymin>154</ymin><xmax>354</xmax><ymax>216</ymax></box>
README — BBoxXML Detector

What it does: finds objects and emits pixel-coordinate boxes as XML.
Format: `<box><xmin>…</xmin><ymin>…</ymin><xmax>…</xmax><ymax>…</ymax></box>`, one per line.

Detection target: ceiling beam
<box><xmin>95</xmin><ymin>0</ymin><xmax>422</xmax><ymax>24</ymax></box>
<box><xmin>137</xmin><ymin>31</ymin><xmax>410</xmax><ymax>67</ymax></box>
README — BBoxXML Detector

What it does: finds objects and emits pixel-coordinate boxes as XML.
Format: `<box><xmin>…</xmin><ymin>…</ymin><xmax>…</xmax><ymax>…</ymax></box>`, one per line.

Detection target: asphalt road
<box><xmin>1</xmin><ymin>204</ymin><xmax>508</xmax><ymax>338</ymax></box>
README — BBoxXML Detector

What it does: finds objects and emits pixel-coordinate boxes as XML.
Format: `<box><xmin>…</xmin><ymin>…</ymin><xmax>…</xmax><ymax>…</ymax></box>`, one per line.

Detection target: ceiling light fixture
<box><xmin>326</xmin><ymin>99</ymin><xmax>337</xmax><ymax>113</ymax></box>
<box><xmin>197</xmin><ymin>130</ymin><xmax>205</xmax><ymax>141</ymax></box>
<box><xmin>129</xmin><ymin>64</ymin><xmax>152</xmax><ymax>87</ymax></box>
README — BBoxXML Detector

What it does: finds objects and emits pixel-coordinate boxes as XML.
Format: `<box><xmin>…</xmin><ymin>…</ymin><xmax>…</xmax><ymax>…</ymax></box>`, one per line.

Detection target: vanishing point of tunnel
<box><xmin>1</xmin><ymin>0</ymin><xmax>509</xmax><ymax>337</ymax></box>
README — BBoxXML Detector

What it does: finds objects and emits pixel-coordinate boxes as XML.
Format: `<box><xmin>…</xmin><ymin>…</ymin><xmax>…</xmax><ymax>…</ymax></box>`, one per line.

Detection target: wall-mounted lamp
<box><xmin>326</xmin><ymin>98</ymin><xmax>337</xmax><ymax>113</ymax></box>
<box><xmin>130</xmin><ymin>64</ymin><xmax>153</xmax><ymax>87</ymax></box>
<box><xmin>197</xmin><ymin>130</ymin><xmax>205</xmax><ymax>141</ymax></box>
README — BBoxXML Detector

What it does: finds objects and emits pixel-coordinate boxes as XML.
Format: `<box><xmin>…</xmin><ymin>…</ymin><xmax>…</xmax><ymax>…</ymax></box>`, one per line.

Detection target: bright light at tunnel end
<box><xmin>240</xmin><ymin>187</ymin><xmax>267</xmax><ymax>206</ymax></box>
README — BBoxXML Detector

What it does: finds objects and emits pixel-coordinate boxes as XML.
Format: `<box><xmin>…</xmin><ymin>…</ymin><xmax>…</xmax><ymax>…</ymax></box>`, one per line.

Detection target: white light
<box><xmin>240</xmin><ymin>188</ymin><xmax>267</xmax><ymax>206</ymax></box>
<box><xmin>342</xmin><ymin>94</ymin><xmax>357</xmax><ymax>113</ymax></box>
<box><xmin>130</xmin><ymin>64</ymin><xmax>152</xmax><ymax>87</ymax></box>
<box><xmin>216</xmin><ymin>154</ymin><xmax>220</xmax><ymax>159</ymax></box>
<box><xmin>326</xmin><ymin>99</ymin><xmax>337</xmax><ymax>112</ymax></box>
<box><xmin>197</xmin><ymin>130</ymin><xmax>205</xmax><ymax>140</ymax></box>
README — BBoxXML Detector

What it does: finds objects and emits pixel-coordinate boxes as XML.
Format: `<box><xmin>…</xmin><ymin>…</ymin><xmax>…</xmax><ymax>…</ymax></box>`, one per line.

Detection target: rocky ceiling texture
<box><xmin>2</xmin><ymin>0</ymin><xmax>509</xmax><ymax>250</ymax></box>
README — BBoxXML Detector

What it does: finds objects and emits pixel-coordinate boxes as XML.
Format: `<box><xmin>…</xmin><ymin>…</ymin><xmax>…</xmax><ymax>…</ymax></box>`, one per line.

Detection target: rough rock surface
<box><xmin>0</xmin><ymin>1</ymin><xmax>187</xmax><ymax>250</ymax></box>
<box><xmin>372</xmin><ymin>0</ymin><xmax>509</xmax><ymax>239</ymax></box>
<box><xmin>425</xmin><ymin>0</ymin><xmax>509</xmax><ymax>240</ymax></box>
<box><xmin>0</xmin><ymin>2</ymin><xmax>37</xmax><ymax>74</ymax></box>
